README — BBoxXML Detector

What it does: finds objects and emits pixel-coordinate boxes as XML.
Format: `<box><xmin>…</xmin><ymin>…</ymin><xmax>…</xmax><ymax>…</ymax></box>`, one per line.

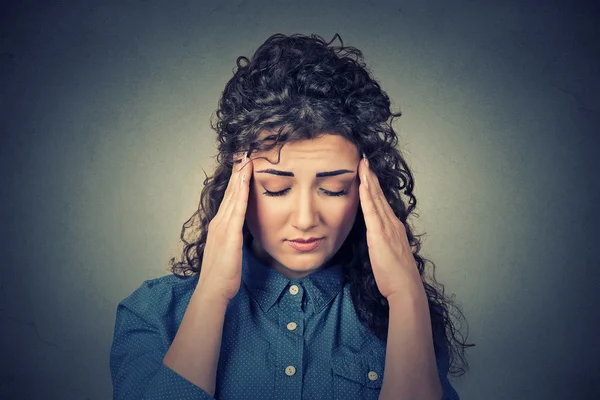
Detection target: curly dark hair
<box><xmin>169</xmin><ymin>33</ymin><xmax>475</xmax><ymax>377</ymax></box>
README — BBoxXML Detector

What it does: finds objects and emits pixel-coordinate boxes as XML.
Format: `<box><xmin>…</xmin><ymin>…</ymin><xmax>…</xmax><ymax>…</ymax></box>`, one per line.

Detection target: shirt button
<box><xmin>289</xmin><ymin>285</ymin><xmax>299</xmax><ymax>295</ymax></box>
<box><xmin>286</xmin><ymin>322</ymin><xmax>297</xmax><ymax>331</ymax></box>
<box><xmin>368</xmin><ymin>371</ymin><xmax>378</xmax><ymax>381</ymax></box>
<box><xmin>285</xmin><ymin>366</ymin><xmax>296</xmax><ymax>376</ymax></box>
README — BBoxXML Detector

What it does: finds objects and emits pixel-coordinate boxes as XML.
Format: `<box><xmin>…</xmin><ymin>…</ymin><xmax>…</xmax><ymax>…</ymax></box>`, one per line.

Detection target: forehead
<box><xmin>255</xmin><ymin>133</ymin><xmax>358</xmax><ymax>163</ymax></box>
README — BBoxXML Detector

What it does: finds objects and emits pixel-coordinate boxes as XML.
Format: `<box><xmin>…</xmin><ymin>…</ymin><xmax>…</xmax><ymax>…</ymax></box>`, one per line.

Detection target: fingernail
<box><xmin>362</xmin><ymin>152</ymin><xmax>369</xmax><ymax>168</ymax></box>
<box><xmin>243</xmin><ymin>152</ymin><xmax>247</xmax><ymax>164</ymax></box>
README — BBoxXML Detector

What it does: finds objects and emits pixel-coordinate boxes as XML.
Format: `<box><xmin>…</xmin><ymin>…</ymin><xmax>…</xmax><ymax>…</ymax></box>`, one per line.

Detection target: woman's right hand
<box><xmin>197</xmin><ymin>151</ymin><xmax>253</xmax><ymax>303</ymax></box>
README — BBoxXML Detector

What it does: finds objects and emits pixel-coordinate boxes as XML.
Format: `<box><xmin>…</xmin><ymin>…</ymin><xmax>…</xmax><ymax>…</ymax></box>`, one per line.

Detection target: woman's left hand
<box><xmin>358</xmin><ymin>154</ymin><xmax>423</xmax><ymax>300</ymax></box>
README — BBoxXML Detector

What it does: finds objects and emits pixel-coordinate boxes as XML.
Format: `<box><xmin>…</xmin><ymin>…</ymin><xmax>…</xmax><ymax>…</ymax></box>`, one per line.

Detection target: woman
<box><xmin>110</xmin><ymin>33</ymin><xmax>473</xmax><ymax>400</ymax></box>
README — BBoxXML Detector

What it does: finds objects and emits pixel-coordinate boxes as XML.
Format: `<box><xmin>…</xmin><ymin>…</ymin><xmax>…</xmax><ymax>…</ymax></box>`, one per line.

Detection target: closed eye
<box><xmin>263</xmin><ymin>188</ymin><xmax>348</xmax><ymax>197</ymax></box>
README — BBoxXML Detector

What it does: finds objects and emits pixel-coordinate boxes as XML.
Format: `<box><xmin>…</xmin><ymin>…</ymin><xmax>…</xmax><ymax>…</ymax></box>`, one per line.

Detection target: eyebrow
<box><xmin>256</xmin><ymin>169</ymin><xmax>354</xmax><ymax>178</ymax></box>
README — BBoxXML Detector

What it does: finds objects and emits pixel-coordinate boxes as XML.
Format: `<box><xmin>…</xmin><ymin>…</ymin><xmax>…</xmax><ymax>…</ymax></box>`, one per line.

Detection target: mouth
<box><xmin>287</xmin><ymin>237</ymin><xmax>323</xmax><ymax>243</ymax></box>
<box><xmin>286</xmin><ymin>238</ymin><xmax>324</xmax><ymax>252</ymax></box>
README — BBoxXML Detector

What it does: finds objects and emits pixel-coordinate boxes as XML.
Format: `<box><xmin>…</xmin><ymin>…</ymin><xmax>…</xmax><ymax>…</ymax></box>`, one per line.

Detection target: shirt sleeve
<box><xmin>110</xmin><ymin>279</ymin><xmax>215</xmax><ymax>400</ymax></box>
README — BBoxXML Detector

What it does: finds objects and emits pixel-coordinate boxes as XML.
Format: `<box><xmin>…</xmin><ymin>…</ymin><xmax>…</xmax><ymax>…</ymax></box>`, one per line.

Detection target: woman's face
<box><xmin>245</xmin><ymin>133</ymin><xmax>361</xmax><ymax>279</ymax></box>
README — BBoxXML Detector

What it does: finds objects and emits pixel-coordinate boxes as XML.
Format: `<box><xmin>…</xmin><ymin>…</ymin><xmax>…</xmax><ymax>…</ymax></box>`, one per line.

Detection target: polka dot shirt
<box><xmin>110</xmin><ymin>240</ymin><xmax>460</xmax><ymax>399</ymax></box>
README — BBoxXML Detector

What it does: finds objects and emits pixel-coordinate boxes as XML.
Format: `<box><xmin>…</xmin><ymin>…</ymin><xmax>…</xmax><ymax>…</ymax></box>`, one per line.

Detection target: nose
<box><xmin>290</xmin><ymin>189</ymin><xmax>320</xmax><ymax>232</ymax></box>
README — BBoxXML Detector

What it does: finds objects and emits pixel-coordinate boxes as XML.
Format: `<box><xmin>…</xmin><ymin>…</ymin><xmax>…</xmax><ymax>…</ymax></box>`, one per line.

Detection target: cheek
<box><xmin>323</xmin><ymin>194</ymin><xmax>360</xmax><ymax>229</ymax></box>
<box><xmin>247</xmin><ymin>187</ymin><xmax>281</xmax><ymax>228</ymax></box>
<box><xmin>342</xmin><ymin>185</ymin><xmax>360</xmax><ymax>214</ymax></box>
<box><xmin>341</xmin><ymin>190</ymin><xmax>360</xmax><ymax>224</ymax></box>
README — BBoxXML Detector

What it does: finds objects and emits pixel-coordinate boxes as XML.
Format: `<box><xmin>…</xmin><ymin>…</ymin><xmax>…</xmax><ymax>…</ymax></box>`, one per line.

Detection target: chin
<box><xmin>288</xmin><ymin>250</ymin><xmax>333</xmax><ymax>266</ymax></box>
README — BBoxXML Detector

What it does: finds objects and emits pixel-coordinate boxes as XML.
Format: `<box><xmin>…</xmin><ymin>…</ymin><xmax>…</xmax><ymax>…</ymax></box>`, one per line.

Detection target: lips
<box><xmin>287</xmin><ymin>238</ymin><xmax>324</xmax><ymax>252</ymax></box>
<box><xmin>288</xmin><ymin>238</ymin><xmax>322</xmax><ymax>243</ymax></box>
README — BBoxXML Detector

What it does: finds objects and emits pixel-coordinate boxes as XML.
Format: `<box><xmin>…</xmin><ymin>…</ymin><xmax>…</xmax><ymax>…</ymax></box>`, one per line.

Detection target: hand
<box><xmin>197</xmin><ymin>152</ymin><xmax>253</xmax><ymax>303</ymax></box>
<box><xmin>358</xmin><ymin>154</ymin><xmax>422</xmax><ymax>300</ymax></box>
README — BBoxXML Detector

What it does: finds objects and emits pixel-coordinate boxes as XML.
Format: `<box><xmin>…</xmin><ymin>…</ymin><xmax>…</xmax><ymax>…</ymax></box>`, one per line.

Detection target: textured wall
<box><xmin>1</xmin><ymin>0</ymin><xmax>598</xmax><ymax>399</ymax></box>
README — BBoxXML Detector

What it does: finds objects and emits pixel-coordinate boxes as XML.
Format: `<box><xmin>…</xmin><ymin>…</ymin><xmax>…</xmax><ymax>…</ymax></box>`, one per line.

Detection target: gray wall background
<box><xmin>1</xmin><ymin>0</ymin><xmax>598</xmax><ymax>399</ymax></box>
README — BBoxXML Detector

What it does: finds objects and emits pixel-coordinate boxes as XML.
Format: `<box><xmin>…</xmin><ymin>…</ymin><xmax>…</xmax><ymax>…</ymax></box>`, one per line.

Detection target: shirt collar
<box><xmin>241</xmin><ymin>238</ymin><xmax>345</xmax><ymax>314</ymax></box>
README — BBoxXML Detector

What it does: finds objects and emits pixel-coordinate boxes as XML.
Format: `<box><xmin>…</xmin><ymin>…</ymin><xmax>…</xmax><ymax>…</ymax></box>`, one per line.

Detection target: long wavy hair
<box><xmin>169</xmin><ymin>33</ymin><xmax>474</xmax><ymax>377</ymax></box>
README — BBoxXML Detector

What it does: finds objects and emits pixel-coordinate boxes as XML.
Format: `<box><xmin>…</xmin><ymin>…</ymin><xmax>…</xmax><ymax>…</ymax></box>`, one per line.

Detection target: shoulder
<box><xmin>127</xmin><ymin>273</ymin><xmax>198</xmax><ymax>299</ymax></box>
<box><xmin>117</xmin><ymin>273</ymin><xmax>199</xmax><ymax>319</ymax></box>
<box><xmin>143</xmin><ymin>273</ymin><xmax>198</xmax><ymax>292</ymax></box>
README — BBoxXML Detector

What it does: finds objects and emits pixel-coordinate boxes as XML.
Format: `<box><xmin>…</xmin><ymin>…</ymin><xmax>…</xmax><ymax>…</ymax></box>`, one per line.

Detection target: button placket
<box><xmin>274</xmin><ymin>283</ymin><xmax>305</xmax><ymax>400</ymax></box>
<box><xmin>282</xmin><ymin>283</ymin><xmax>302</xmax><ymax>336</ymax></box>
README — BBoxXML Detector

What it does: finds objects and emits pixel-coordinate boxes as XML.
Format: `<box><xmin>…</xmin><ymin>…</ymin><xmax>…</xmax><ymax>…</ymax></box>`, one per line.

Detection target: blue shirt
<box><xmin>110</xmin><ymin>239</ymin><xmax>460</xmax><ymax>399</ymax></box>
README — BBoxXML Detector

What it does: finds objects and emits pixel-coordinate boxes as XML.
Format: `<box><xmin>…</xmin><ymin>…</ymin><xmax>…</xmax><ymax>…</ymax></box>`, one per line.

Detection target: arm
<box><xmin>379</xmin><ymin>282</ymin><xmax>443</xmax><ymax>400</ymax></box>
<box><xmin>110</xmin><ymin>280</ymin><xmax>226</xmax><ymax>400</ymax></box>
<box><xmin>162</xmin><ymin>283</ymin><xmax>229</xmax><ymax>397</ymax></box>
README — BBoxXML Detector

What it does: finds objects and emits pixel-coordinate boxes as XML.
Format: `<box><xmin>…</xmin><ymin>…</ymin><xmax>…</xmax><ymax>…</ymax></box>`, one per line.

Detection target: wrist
<box><xmin>195</xmin><ymin>282</ymin><xmax>232</xmax><ymax>307</ymax></box>
<box><xmin>386</xmin><ymin>281</ymin><xmax>428</xmax><ymax>310</ymax></box>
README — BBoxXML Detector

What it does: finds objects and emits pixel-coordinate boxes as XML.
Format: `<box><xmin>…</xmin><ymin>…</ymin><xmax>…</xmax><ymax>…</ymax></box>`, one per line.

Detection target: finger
<box><xmin>360</xmin><ymin>156</ymin><xmax>397</xmax><ymax>233</ymax></box>
<box><xmin>218</xmin><ymin>152</ymin><xmax>245</xmax><ymax>223</ymax></box>
<box><xmin>221</xmin><ymin>152</ymin><xmax>246</xmax><ymax>217</ymax></box>
<box><xmin>359</xmin><ymin>157</ymin><xmax>384</xmax><ymax>234</ymax></box>
<box><xmin>224</xmin><ymin>152</ymin><xmax>252</xmax><ymax>222</ymax></box>
<box><xmin>230</xmin><ymin>153</ymin><xmax>253</xmax><ymax>222</ymax></box>
<box><xmin>365</xmin><ymin>156</ymin><xmax>392</xmax><ymax>212</ymax></box>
